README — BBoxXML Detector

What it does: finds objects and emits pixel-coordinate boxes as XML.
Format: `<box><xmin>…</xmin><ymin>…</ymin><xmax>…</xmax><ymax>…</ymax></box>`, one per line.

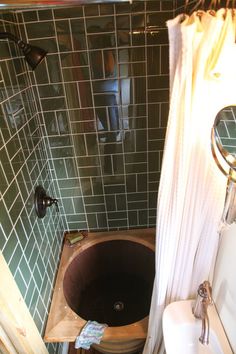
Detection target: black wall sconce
<box><xmin>0</xmin><ymin>31</ymin><xmax>47</xmax><ymax>70</ymax></box>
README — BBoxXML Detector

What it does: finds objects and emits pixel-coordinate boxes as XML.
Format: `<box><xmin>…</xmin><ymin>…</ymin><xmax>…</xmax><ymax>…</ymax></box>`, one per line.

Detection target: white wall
<box><xmin>212</xmin><ymin>223</ymin><xmax>236</xmax><ymax>352</ymax></box>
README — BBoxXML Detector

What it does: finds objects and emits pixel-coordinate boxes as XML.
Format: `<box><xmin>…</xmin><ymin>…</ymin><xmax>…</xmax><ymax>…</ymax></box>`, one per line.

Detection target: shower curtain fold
<box><xmin>143</xmin><ymin>9</ymin><xmax>236</xmax><ymax>354</ymax></box>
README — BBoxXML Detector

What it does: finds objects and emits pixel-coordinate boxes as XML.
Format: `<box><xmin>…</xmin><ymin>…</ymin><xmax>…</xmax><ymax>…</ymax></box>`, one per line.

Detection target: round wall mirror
<box><xmin>212</xmin><ymin>105</ymin><xmax>236</xmax><ymax>224</ymax></box>
<box><xmin>212</xmin><ymin>105</ymin><xmax>236</xmax><ymax>180</ymax></box>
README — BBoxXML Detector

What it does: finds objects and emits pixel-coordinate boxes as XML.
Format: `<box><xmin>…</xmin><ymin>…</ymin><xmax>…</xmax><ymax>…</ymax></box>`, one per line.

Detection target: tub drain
<box><xmin>113</xmin><ymin>301</ymin><xmax>124</xmax><ymax>312</ymax></box>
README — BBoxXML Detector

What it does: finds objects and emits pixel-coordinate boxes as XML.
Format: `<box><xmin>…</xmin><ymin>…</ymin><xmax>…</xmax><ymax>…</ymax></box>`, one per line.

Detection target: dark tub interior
<box><xmin>63</xmin><ymin>240</ymin><xmax>155</xmax><ymax>327</ymax></box>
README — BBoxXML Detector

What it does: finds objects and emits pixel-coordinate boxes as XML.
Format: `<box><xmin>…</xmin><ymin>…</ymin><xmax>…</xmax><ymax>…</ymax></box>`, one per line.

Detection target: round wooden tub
<box><xmin>44</xmin><ymin>228</ymin><xmax>155</xmax><ymax>354</ymax></box>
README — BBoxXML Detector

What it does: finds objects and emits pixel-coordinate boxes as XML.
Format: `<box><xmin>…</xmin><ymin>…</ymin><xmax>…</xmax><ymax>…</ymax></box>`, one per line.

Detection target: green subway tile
<box><xmin>38</xmin><ymin>9</ymin><xmax>53</xmax><ymax>21</ymax></box>
<box><xmin>112</xmin><ymin>155</ymin><xmax>124</xmax><ymax>175</ymax></box>
<box><xmin>127</xmin><ymin>192</ymin><xmax>147</xmax><ymax>202</ymax></box>
<box><xmin>2</xmin><ymin>229</ymin><xmax>17</xmax><ymax>262</ymax></box>
<box><xmin>23</xmin><ymin>10</ymin><xmax>38</xmax><ymax>22</ymax></box>
<box><xmin>87</xmin><ymin>214</ymin><xmax>98</xmax><ymax>229</ymax></box>
<box><xmin>41</xmin><ymin>97</ymin><xmax>66</xmax><ymax>112</ymax></box>
<box><xmin>6</xmin><ymin>135</ymin><xmax>21</xmax><ymax>159</ymax></box>
<box><xmin>0</xmin><ymin>224</ymin><xmax>7</xmax><ymax>250</ymax></box>
<box><xmin>54</xmin><ymin>7</ymin><xmax>83</xmax><ymax>19</ymax></box>
<box><xmin>38</xmin><ymin>84</ymin><xmax>64</xmax><ymax>98</ymax></box>
<box><xmin>50</xmin><ymin>135</ymin><xmax>72</xmax><ymax>148</ymax></box>
<box><xmin>63</xmin><ymin>67</ymin><xmax>90</xmax><ymax>82</ymax></box>
<box><xmin>0</xmin><ymin>163</ymin><xmax>9</xmax><ymax>194</ymax></box>
<box><xmin>85</xmin><ymin>204</ymin><xmax>106</xmax><ymax>213</ymax></box>
<box><xmin>56</xmin><ymin>20</ymin><xmax>72</xmax><ymax>52</ymax></box>
<box><xmin>21</xmin><ymin>210</ymin><xmax>32</xmax><ymax>236</ymax></box>
<box><xmin>149</xmin><ymin>192</ymin><xmax>158</xmax><ymax>209</ymax></box>
<box><xmin>51</xmin><ymin>146</ymin><xmax>74</xmax><ymax>158</ymax></box>
<box><xmin>148</xmin><ymin>139</ymin><xmax>164</xmax><ymax>151</ymax></box>
<box><xmin>26</xmin><ymin>21</ymin><xmax>55</xmax><ymax>39</ymax></box>
<box><xmin>36</xmin><ymin>255</ymin><xmax>45</xmax><ymax>279</ymax></box>
<box><xmin>149</xmin><ymin>181</ymin><xmax>158</xmax><ymax>191</ymax></box>
<box><xmin>97</xmin><ymin>213</ymin><xmax>108</xmax><ymax>229</ymax></box>
<box><xmin>108</xmin><ymin>219</ymin><xmax>127</xmax><ymax>228</ymax></box>
<box><xmin>149</xmin><ymin>218</ymin><xmax>156</xmax><ymax>227</ymax></box>
<box><xmin>102</xmin><ymin>155</ymin><xmax>112</xmax><ymax>175</ymax></box>
<box><xmin>138</xmin><ymin>209</ymin><xmax>148</xmax><ymax>225</ymax></box>
<box><xmin>19</xmin><ymin>256</ymin><xmax>31</xmax><ymax>284</ymax></box>
<box><xmin>85</xmin><ymin>134</ymin><xmax>99</xmax><ymax>155</ymax></box>
<box><xmin>58</xmin><ymin>178</ymin><xmax>79</xmax><ymax>189</ymax></box>
<box><xmin>128</xmin><ymin>210</ymin><xmax>138</xmax><ymax>226</ymax></box>
<box><xmin>80</xmin><ymin>178</ymin><xmax>93</xmax><ymax>196</ymax></box>
<box><xmin>126</xmin><ymin>174</ymin><xmax>137</xmax><ymax>193</ymax></box>
<box><xmin>79</xmin><ymin>166</ymin><xmax>100</xmax><ymax>177</ymax></box>
<box><xmin>8</xmin><ymin>244</ymin><xmax>23</xmax><ymax>275</ymax></box>
<box><xmin>14</xmin><ymin>269</ymin><xmax>27</xmax><ymax>297</ymax></box>
<box><xmin>73</xmin><ymin>135</ymin><xmax>86</xmax><ymax>156</ymax></box>
<box><xmin>33</xmin><ymin>265</ymin><xmax>43</xmax><ymax>290</ymax></box>
<box><xmin>137</xmin><ymin>173</ymin><xmax>148</xmax><ymax>192</ymax></box>
<box><xmin>84</xmin><ymin>4</ymin><xmax>99</xmax><ymax>16</ymax></box>
<box><xmin>33</xmin><ymin>310</ymin><xmax>43</xmax><ymax>333</ymax></box>
<box><xmin>105</xmin><ymin>195</ymin><xmax>116</xmax><ymax>211</ymax></box>
<box><xmin>100</xmin><ymin>4</ymin><xmax>114</xmax><ymax>15</ymax></box>
<box><xmin>149</xmin><ymin>152</ymin><xmax>159</xmax><ymax>172</ymax></box>
<box><xmin>91</xmin><ymin>177</ymin><xmax>103</xmax><ymax>195</ymax></box>
<box><xmin>77</xmin><ymin>155</ymin><xmax>99</xmax><ymax>167</ymax></box>
<box><xmin>149</xmin><ymin>128</ymin><xmax>166</xmax><ymax>140</ymax></box>
<box><xmin>61</xmin><ymin>51</ymin><xmax>88</xmax><ymax>68</ymax></box>
<box><xmin>66</xmin><ymin>158</ymin><xmax>79</xmax><ymax>177</ymax></box>
<box><xmin>116</xmin><ymin>194</ymin><xmax>127</xmax><ymax>210</ymax></box>
<box><xmin>84</xmin><ymin>195</ymin><xmax>104</xmax><ymax>205</ymax></box>
<box><xmin>56</xmin><ymin>111</ymin><xmax>70</xmax><ymax>135</ymax></box>
<box><xmin>126</xmin><ymin>163</ymin><xmax>147</xmax><ymax>174</ymax></box>
<box><xmin>4</xmin><ymin>180</ymin><xmax>18</xmax><ymax>210</ymax></box>
<box><xmin>60</xmin><ymin>187</ymin><xmax>81</xmax><ymax>198</ymax></box>
<box><xmin>1</xmin><ymin>200</ymin><xmax>13</xmax><ymax>236</ymax></box>
<box><xmin>104</xmin><ymin>184</ymin><xmax>125</xmax><ymax>194</ymax></box>
<box><xmin>1</xmin><ymin>147</ymin><xmax>14</xmax><ymax>184</ymax></box>
<box><xmin>68</xmin><ymin>221</ymin><xmax>88</xmax><ymax>231</ymax></box>
<box><xmin>47</xmin><ymin>54</ymin><xmax>63</xmax><ymax>82</ymax></box>
<box><xmin>15</xmin><ymin>218</ymin><xmax>28</xmax><ymax>250</ymax></box>
<box><xmin>9</xmin><ymin>195</ymin><xmax>23</xmax><ymax>225</ymax></box>
<box><xmin>86</xmin><ymin>16</ymin><xmax>114</xmax><ymax>33</ymax></box>
<box><xmin>44</xmin><ymin>112</ymin><xmax>58</xmax><ymax>135</ymax></box>
<box><xmin>88</xmin><ymin>33</ymin><xmax>116</xmax><ymax>50</ymax></box>
<box><xmin>108</xmin><ymin>211</ymin><xmax>127</xmax><ymax>220</ymax></box>
<box><xmin>148</xmin><ymin>103</ymin><xmax>160</xmax><ymax>128</ymax></box>
<box><xmin>62</xmin><ymin>198</ymin><xmax>74</xmax><ymax>214</ymax></box>
<box><xmin>25</xmin><ymin>277</ymin><xmax>37</xmax><ymax>308</ymax></box>
<box><xmin>125</xmin><ymin>152</ymin><xmax>146</xmax><ymax>164</ymax></box>
<box><xmin>66</xmin><ymin>214</ymin><xmax>86</xmax><ymax>223</ymax></box>
<box><xmin>53</xmin><ymin>159</ymin><xmax>67</xmax><ymax>179</ymax></box>
<box><xmin>128</xmin><ymin>201</ymin><xmax>147</xmax><ymax>210</ymax></box>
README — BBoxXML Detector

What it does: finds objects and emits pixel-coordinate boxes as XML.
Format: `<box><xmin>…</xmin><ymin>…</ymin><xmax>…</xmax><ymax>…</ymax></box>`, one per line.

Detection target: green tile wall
<box><xmin>18</xmin><ymin>1</ymin><xmax>173</xmax><ymax>232</ymax></box>
<box><xmin>0</xmin><ymin>10</ymin><xmax>63</xmax><ymax>354</ymax></box>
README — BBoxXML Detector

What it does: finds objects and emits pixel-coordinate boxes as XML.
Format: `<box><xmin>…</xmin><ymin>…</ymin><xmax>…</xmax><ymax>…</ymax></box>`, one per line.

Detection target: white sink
<box><xmin>163</xmin><ymin>300</ymin><xmax>233</xmax><ymax>354</ymax></box>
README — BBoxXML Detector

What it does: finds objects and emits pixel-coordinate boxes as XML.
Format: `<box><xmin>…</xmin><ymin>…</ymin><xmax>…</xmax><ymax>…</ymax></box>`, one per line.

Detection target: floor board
<box><xmin>68</xmin><ymin>343</ymin><xmax>142</xmax><ymax>354</ymax></box>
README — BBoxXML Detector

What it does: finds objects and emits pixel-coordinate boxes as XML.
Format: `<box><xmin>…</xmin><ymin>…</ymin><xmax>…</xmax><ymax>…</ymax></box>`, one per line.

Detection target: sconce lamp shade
<box><xmin>0</xmin><ymin>31</ymin><xmax>47</xmax><ymax>70</ymax></box>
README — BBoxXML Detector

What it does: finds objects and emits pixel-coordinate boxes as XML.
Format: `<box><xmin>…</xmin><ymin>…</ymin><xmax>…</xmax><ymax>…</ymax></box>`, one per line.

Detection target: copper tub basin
<box><xmin>44</xmin><ymin>228</ymin><xmax>155</xmax><ymax>354</ymax></box>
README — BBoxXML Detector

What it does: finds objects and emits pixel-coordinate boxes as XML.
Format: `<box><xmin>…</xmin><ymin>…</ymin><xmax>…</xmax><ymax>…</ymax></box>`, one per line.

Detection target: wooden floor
<box><xmin>68</xmin><ymin>344</ymin><xmax>99</xmax><ymax>354</ymax></box>
<box><xmin>68</xmin><ymin>343</ymin><xmax>142</xmax><ymax>354</ymax></box>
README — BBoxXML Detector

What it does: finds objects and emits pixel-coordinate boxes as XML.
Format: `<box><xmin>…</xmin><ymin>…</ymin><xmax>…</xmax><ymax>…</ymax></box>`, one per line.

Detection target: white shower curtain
<box><xmin>143</xmin><ymin>9</ymin><xmax>236</xmax><ymax>354</ymax></box>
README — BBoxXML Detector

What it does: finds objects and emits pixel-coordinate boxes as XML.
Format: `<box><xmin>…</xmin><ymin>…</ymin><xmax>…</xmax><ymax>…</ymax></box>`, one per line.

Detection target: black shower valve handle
<box><xmin>43</xmin><ymin>196</ymin><xmax>59</xmax><ymax>212</ymax></box>
<box><xmin>34</xmin><ymin>185</ymin><xmax>59</xmax><ymax>218</ymax></box>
